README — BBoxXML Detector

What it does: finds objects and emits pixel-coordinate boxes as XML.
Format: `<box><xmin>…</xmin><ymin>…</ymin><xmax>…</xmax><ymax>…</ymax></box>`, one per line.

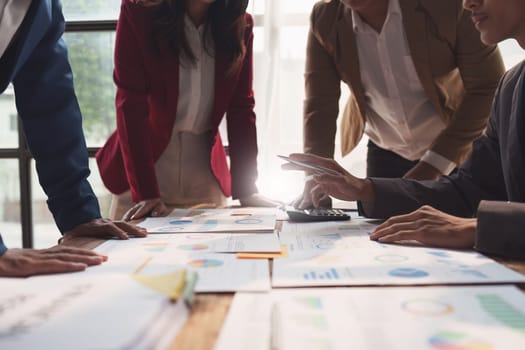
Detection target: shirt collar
<box><xmin>184</xmin><ymin>14</ymin><xmax>205</xmax><ymax>35</ymax></box>
<box><xmin>351</xmin><ymin>0</ymin><xmax>401</xmax><ymax>33</ymax></box>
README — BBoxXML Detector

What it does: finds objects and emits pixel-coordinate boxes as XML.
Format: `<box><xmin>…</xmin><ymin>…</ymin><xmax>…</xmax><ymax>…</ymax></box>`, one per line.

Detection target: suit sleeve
<box><xmin>429</xmin><ymin>9</ymin><xmax>505</xmax><ymax>164</ymax></box>
<box><xmin>303</xmin><ymin>5</ymin><xmax>341</xmax><ymax>158</ymax></box>
<box><xmin>0</xmin><ymin>235</ymin><xmax>6</xmax><ymax>256</ymax></box>
<box><xmin>12</xmin><ymin>1</ymin><xmax>100</xmax><ymax>233</ymax></box>
<box><xmin>226</xmin><ymin>14</ymin><xmax>258</xmax><ymax>199</ymax></box>
<box><xmin>476</xmin><ymin>201</ymin><xmax>525</xmax><ymax>259</ymax></box>
<box><xmin>113</xmin><ymin>3</ymin><xmax>159</xmax><ymax>202</ymax></box>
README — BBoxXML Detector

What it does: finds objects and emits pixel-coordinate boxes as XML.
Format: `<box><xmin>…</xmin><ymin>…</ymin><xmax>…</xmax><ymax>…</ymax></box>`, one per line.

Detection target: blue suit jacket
<box><xmin>0</xmin><ymin>0</ymin><xmax>101</xmax><ymax>254</ymax></box>
<box><xmin>363</xmin><ymin>60</ymin><xmax>525</xmax><ymax>259</ymax></box>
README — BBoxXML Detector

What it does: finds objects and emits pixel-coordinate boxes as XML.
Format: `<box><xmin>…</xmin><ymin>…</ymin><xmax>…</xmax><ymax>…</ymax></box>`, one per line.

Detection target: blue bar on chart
<box><xmin>304</xmin><ymin>268</ymin><xmax>340</xmax><ymax>280</ymax></box>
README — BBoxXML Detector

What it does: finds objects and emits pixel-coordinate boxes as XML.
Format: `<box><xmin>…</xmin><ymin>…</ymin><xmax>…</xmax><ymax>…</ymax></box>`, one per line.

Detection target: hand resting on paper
<box><xmin>63</xmin><ymin>218</ymin><xmax>148</xmax><ymax>240</ymax></box>
<box><xmin>370</xmin><ymin>205</ymin><xmax>477</xmax><ymax>249</ymax></box>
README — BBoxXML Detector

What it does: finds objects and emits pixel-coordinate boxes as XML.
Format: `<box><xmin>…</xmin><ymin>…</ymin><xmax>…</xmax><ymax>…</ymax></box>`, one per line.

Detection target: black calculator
<box><xmin>286</xmin><ymin>208</ymin><xmax>351</xmax><ymax>222</ymax></box>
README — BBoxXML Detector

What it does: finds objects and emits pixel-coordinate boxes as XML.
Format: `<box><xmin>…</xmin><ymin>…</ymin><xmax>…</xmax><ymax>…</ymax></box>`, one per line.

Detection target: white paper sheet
<box><xmin>280</xmin><ymin>219</ymin><xmax>379</xmax><ymax>252</ymax></box>
<box><xmin>97</xmin><ymin>237</ymin><xmax>271</xmax><ymax>292</ymax></box>
<box><xmin>139</xmin><ymin>208</ymin><xmax>277</xmax><ymax>233</ymax></box>
<box><xmin>217</xmin><ymin>286</ymin><xmax>525</xmax><ymax>350</ymax></box>
<box><xmin>214</xmin><ymin>293</ymin><xmax>272</xmax><ymax>350</ymax></box>
<box><xmin>273</xmin><ymin>219</ymin><xmax>525</xmax><ymax>287</ymax></box>
<box><xmin>99</xmin><ymin>231</ymin><xmax>281</xmax><ymax>254</ymax></box>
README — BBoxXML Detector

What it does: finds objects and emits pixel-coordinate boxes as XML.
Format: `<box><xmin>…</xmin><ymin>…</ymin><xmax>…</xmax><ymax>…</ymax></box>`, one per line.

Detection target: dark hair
<box><xmin>148</xmin><ymin>0</ymin><xmax>249</xmax><ymax>75</ymax></box>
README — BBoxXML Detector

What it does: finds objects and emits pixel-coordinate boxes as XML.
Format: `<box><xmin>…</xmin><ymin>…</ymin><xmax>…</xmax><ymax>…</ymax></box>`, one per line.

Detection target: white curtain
<box><xmin>239</xmin><ymin>0</ymin><xmax>363</xmax><ymax>202</ymax></box>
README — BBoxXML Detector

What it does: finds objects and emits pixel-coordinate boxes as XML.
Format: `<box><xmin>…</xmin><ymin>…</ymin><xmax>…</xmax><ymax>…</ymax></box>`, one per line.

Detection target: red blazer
<box><xmin>96</xmin><ymin>0</ymin><xmax>259</xmax><ymax>202</ymax></box>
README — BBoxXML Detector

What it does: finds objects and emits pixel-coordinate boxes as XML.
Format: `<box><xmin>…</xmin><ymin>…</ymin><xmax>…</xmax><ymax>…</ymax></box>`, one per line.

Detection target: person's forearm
<box><xmin>359</xmin><ymin>178</ymin><xmax>374</xmax><ymax>202</ymax></box>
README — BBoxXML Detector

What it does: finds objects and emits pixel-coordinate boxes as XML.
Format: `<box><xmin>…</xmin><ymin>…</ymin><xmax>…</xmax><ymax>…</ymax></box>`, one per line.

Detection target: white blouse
<box><xmin>173</xmin><ymin>15</ymin><xmax>216</xmax><ymax>134</ymax></box>
<box><xmin>0</xmin><ymin>0</ymin><xmax>31</xmax><ymax>59</ymax></box>
<box><xmin>352</xmin><ymin>0</ymin><xmax>456</xmax><ymax>174</ymax></box>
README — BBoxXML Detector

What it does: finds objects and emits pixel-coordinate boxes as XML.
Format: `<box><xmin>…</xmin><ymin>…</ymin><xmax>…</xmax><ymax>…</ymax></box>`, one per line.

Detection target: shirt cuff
<box><xmin>0</xmin><ymin>235</ymin><xmax>7</xmax><ymax>256</ymax></box>
<box><xmin>420</xmin><ymin>150</ymin><xmax>456</xmax><ymax>175</ymax></box>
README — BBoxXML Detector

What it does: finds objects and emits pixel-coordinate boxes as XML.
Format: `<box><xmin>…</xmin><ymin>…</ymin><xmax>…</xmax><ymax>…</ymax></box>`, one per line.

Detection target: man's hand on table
<box><xmin>63</xmin><ymin>218</ymin><xmax>148</xmax><ymax>241</ymax></box>
<box><xmin>0</xmin><ymin>245</ymin><xmax>108</xmax><ymax>277</ymax></box>
<box><xmin>370</xmin><ymin>205</ymin><xmax>477</xmax><ymax>249</ymax></box>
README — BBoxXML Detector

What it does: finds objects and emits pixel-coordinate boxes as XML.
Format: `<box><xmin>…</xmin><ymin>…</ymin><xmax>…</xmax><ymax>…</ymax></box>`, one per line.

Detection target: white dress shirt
<box><xmin>0</xmin><ymin>0</ymin><xmax>31</xmax><ymax>59</ymax></box>
<box><xmin>352</xmin><ymin>0</ymin><xmax>456</xmax><ymax>174</ymax></box>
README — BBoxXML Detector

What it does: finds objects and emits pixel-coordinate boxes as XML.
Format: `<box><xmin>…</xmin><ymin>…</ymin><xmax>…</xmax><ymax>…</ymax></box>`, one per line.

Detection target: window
<box><xmin>3</xmin><ymin>1</ymin><xmax>525</xmax><ymax>248</ymax></box>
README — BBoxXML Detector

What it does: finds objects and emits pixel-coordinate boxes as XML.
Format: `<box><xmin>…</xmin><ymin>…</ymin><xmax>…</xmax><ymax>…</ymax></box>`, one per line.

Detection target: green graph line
<box><xmin>478</xmin><ymin>294</ymin><xmax>525</xmax><ymax>333</ymax></box>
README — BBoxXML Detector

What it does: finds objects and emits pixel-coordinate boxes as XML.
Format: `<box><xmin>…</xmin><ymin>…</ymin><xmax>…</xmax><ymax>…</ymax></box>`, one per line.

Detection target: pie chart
<box><xmin>178</xmin><ymin>244</ymin><xmax>209</xmax><ymax>251</ymax></box>
<box><xmin>429</xmin><ymin>331</ymin><xmax>492</xmax><ymax>350</ymax></box>
<box><xmin>187</xmin><ymin>259</ymin><xmax>224</xmax><ymax>268</ymax></box>
<box><xmin>388</xmin><ymin>268</ymin><xmax>429</xmax><ymax>278</ymax></box>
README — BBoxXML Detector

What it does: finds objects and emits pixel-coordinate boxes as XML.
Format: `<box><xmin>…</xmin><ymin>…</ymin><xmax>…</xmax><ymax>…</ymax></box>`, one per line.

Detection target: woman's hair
<box><xmin>145</xmin><ymin>0</ymin><xmax>249</xmax><ymax>75</ymax></box>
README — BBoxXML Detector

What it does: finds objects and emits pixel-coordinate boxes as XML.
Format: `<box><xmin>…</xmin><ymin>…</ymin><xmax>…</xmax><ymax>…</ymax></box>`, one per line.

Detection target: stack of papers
<box><xmin>0</xmin><ymin>272</ymin><xmax>188</xmax><ymax>350</ymax></box>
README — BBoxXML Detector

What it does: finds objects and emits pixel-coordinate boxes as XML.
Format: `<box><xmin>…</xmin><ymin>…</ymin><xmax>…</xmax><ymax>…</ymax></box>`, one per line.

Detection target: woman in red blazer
<box><xmin>97</xmin><ymin>0</ymin><xmax>277</xmax><ymax>220</ymax></box>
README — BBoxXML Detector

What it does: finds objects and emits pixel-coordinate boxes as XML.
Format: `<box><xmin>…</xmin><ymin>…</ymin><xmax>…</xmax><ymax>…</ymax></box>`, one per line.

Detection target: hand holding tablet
<box><xmin>278</xmin><ymin>155</ymin><xmax>341</xmax><ymax>176</ymax></box>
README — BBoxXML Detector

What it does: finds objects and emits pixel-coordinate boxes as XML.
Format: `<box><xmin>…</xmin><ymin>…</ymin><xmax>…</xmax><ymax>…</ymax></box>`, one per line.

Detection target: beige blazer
<box><xmin>303</xmin><ymin>0</ymin><xmax>505</xmax><ymax>164</ymax></box>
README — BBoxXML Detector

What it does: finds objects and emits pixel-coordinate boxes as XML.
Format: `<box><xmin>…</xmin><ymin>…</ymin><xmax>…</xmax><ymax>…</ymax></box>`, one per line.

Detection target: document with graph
<box><xmin>273</xmin><ymin>219</ymin><xmax>525</xmax><ymax>287</ymax></box>
<box><xmin>139</xmin><ymin>208</ymin><xmax>277</xmax><ymax>233</ymax></box>
<box><xmin>97</xmin><ymin>236</ymin><xmax>271</xmax><ymax>292</ymax></box>
<box><xmin>103</xmin><ymin>231</ymin><xmax>281</xmax><ymax>253</ymax></box>
<box><xmin>216</xmin><ymin>286</ymin><xmax>525</xmax><ymax>350</ymax></box>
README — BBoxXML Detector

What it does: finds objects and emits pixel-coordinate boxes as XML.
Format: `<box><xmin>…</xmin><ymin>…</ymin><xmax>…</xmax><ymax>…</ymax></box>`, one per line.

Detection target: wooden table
<box><xmin>63</xmin><ymin>236</ymin><xmax>525</xmax><ymax>350</ymax></box>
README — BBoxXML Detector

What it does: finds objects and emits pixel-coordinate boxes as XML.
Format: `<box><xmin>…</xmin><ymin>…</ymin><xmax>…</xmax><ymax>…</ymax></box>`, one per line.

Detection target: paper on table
<box><xmin>217</xmin><ymin>285</ymin><xmax>525</xmax><ymax>350</ymax></box>
<box><xmin>139</xmin><ymin>208</ymin><xmax>277</xmax><ymax>233</ymax></box>
<box><xmin>279</xmin><ymin>219</ymin><xmax>378</xmax><ymax>253</ymax></box>
<box><xmin>97</xmin><ymin>237</ymin><xmax>271</xmax><ymax>292</ymax></box>
<box><xmin>214</xmin><ymin>292</ymin><xmax>272</xmax><ymax>350</ymax></box>
<box><xmin>273</xmin><ymin>245</ymin><xmax>525</xmax><ymax>287</ymax></box>
<box><xmin>274</xmin><ymin>219</ymin><xmax>525</xmax><ymax>287</ymax></box>
<box><xmin>98</xmin><ymin>232</ymin><xmax>281</xmax><ymax>254</ymax></box>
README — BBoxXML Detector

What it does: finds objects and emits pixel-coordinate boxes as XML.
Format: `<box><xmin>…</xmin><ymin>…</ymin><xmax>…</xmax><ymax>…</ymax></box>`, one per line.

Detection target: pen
<box><xmin>181</xmin><ymin>271</ymin><xmax>199</xmax><ymax>308</ymax></box>
<box><xmin>169</xmin><ymin>270</ymin><xmax>188</xmax><ymax>303</ymax></box>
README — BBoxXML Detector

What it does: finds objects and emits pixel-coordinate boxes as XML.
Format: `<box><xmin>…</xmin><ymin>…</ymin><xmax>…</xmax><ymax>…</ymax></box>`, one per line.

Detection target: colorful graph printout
<box><xmin>187</xmin><ymin>259</ymin><xmax>224</xmax><ymax>268</ymax></box>
<box><xmin>216</xmin><ymin>286</ymin><xmax>525</xmax><ymax>350</ymax></box>
<box><xmin>428</xmin><ymin>331</ymin><xmax>492</xmax><ymax>350</ymax></box>
<box><xmin>402</xmin><ymin>299</ymin><xmax>454</xmax><ymax>316</ymax></box>
<box><xmin>142</xmin><ymin>242</ymin><xmax>169</xmax><ymax>253</ymax></box>
<box><xmin>274</xmin><ymin>219</ymin><xmax>525</xmax><ymax>287</ymax></box>
<box><xmin>94</xmin><ymin>237</ymin><xmax>271</xmax><ymax>292</ymax></box>
<box><xmin>139</xmin><ymin>208</ymin><xmax>276</xmax><ymax>233</ymax></box>
<box><xmin>178</xmin><ymin>244</ymin><xmax>209</xmax><ymax>251</ymax></box>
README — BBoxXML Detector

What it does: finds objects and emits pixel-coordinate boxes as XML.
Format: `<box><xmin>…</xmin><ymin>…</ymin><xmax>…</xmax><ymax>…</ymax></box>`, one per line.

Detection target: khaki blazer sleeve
<box><xmin>303</xmin><ymin>5</ymin><xmax>341</xmax><ymax>158</ymax></box>
<box><xmin>429</xmin><ymin>9</ymin><xmax>505</xmax><ymax>164</ymax></box>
